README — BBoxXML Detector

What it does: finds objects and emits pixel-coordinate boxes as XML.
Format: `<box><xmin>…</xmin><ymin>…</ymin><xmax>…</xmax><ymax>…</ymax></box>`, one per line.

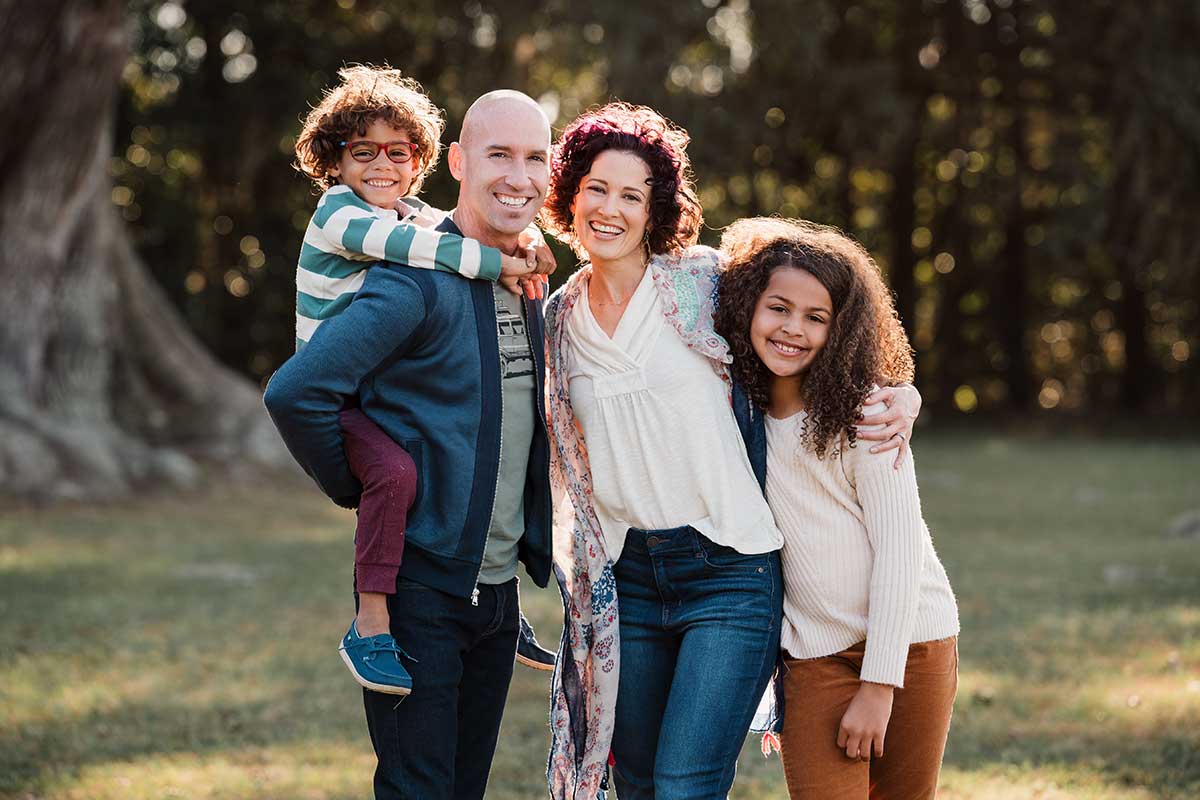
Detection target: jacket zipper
<box><xmin>529</xmin><ymin>301</ymin><xmax>552</xmax><ymax>541</ymax></box>
<box><xmin>472</xmin><ymin>290</ymin><xmax>506</xmax><ymax>606</ymax></box>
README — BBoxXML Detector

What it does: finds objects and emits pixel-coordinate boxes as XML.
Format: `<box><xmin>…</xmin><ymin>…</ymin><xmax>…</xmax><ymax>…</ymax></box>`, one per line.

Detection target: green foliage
<box><xmin>2</xmin><ymin>435</ymin><xmax>1197</xmax><ymax>798</ymax></box>
<box><xmin>115</xmin><ymin>0</ymin><xmax>1199</xmax><ymax>412</ymax></box>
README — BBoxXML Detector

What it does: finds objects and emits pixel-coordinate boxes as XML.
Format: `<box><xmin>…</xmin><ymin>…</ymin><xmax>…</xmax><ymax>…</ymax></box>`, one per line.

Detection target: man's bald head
<box><xmin>459</xmin><ymin>90</ymin><xmax>549</xmax><ymax>147</ymax></box>
<box><xmin>447</xmin><ymin>90</ymin><xmax>551</xmax><ymax>249</ymax></box>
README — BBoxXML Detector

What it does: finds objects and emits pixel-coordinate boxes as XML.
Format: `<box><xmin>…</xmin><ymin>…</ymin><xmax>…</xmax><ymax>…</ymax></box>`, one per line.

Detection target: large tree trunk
<box><xmin>0</xmin><ymin>0</ymin><xmax>288</xmax><ymax>502</ymax></box>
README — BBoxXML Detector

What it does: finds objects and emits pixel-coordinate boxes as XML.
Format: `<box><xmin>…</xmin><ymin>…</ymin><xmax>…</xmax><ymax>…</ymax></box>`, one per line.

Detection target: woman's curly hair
<box><xmin>542</xmin><ymin>102</ymin><xmax>703</xmax><ymax>257</ymax></box>
<box><xmin>294</xmin><ymin>64</ymin><xmax>445</xmax><ymax>193</ymax></box>
<box><xmin>714</xmin><ymin>218</ymin><xmax>915</xmax><ymax>459</ymax></box>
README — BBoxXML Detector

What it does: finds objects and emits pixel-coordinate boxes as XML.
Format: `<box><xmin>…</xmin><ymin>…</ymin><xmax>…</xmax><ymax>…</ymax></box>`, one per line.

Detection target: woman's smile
<box><xmin>572</xmin><ymin>150</ymin><xmax>652</xmax><ymax>268</ymax></box>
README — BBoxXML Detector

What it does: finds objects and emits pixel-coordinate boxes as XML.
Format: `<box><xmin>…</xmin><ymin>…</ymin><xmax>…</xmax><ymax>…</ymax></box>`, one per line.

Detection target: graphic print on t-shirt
<box><xmin>481</xmin><ymin>286</ymin><xmax>537</xmax><ymax>584</ymax></box>
<box><xmin>494</xmin><ymin>291</ymin><xmax>534</xmax><ymax>380</ymax></box>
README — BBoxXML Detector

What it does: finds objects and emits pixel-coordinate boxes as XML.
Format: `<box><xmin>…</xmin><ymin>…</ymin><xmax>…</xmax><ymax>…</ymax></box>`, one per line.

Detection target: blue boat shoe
<box><xmin>339</xmin><ymin>622</ymin><xmax>416</xmax><ymax>695</ymax></box>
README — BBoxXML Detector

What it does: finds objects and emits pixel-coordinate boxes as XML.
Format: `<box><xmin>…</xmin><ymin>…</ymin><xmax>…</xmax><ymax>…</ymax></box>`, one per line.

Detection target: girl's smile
<box><xmin>750</xmin><ymin>266</ymin><xmax>832</xmax><ymax>381</ymax></box>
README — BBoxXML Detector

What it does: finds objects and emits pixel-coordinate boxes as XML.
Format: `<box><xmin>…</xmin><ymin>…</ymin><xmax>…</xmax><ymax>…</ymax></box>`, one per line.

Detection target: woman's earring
<box><xmin>643</xmin><ymin>228</ymin><xmax>652</xmax><ymax>261</ymax></box>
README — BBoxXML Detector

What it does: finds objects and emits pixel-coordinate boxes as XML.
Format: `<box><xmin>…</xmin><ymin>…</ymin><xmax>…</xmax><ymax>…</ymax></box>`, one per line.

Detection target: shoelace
<box><xmin>368</xmin><ymin>638</ymin><xmax>418</xmax><ymax>664</ymax></box>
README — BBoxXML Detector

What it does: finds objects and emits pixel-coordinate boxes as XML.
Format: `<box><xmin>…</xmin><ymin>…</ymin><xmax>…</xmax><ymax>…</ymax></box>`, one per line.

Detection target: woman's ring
<box><xmin>893</xmin><ymin>432</ymin><xmax>906</xmax><ymax>443</ymax></box>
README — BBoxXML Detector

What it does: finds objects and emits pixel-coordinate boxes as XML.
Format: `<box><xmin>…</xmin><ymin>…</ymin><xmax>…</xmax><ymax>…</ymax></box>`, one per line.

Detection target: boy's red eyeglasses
<box><xmin>340</xmin><ymin>140</ymin><xmax>418</xmax><ymax>164</ymax></box>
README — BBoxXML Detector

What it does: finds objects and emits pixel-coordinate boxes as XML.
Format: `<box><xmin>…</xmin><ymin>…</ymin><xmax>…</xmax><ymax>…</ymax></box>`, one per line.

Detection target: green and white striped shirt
<box><xmin>295</xmin><ymin>185</ymin><xmax>503</xmax><ymax>348</ymax></box>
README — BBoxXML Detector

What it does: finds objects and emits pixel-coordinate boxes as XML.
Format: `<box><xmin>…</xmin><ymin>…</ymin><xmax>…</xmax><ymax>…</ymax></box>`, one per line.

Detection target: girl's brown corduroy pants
<box><xmin>779</xmin><ymin>637</ymin><xmax>958</xmax><ymax>800</ymax></box>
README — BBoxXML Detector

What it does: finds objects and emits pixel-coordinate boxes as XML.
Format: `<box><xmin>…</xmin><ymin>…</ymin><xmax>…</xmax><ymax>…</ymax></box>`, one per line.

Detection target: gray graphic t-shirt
<box><xmin>478</xmin><ymin>286</ymin><xmax>536</xmax><ymax>584</ymax></box>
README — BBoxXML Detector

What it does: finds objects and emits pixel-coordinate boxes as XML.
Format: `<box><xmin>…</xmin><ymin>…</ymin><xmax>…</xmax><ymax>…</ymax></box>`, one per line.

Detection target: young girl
<box><xmin>714</xmin><ymin>218</ymin><xmax>960</xmax><ymax>799</ymax></box>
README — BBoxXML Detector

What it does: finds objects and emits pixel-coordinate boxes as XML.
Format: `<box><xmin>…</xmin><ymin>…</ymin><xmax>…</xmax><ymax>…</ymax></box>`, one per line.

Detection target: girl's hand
<box><xmin>837</xmin><ymin>682</ymin><xmax>895</xmax><ymax>760</ymax></box>
<box><xmin>857</xmin><ymin>384</ymin><xmax>922</xmax><ymax>468</ymax></box>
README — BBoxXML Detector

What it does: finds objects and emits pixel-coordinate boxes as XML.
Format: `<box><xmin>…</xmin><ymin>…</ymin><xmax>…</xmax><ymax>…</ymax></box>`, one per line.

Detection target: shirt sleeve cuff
<box><xmin>860</xmin><ymin>643</ymin><xmax>909</xmax><ymax>688</ymax></box>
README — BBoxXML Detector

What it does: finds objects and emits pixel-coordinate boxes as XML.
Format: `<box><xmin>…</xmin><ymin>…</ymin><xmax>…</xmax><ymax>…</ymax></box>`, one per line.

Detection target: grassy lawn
<box><xmin>2</xmin><ymin>433</ymin><xmax>1197</xmax><ymax>799</ymax></box>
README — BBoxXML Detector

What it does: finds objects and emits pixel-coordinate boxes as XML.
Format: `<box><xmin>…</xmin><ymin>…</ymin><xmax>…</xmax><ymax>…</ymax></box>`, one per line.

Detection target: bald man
<box><xmin>266</xmin><ymin>91</ymin><xmax>555</xmax><ymax>799</ymax></box>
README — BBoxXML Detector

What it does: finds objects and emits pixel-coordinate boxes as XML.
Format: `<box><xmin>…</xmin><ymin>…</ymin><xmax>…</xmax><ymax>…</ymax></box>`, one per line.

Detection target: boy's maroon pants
<box><xmin>338</xmin><ymin>408</ymin><xmax>417</xmax><ymax>594</ymax></box>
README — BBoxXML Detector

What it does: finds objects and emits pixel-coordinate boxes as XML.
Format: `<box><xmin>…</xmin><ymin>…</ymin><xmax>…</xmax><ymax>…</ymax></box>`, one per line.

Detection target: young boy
<box><xmin>291</xmin><ymin>65</ymin><xmax>555</xmax><ymax>695</ymax></box>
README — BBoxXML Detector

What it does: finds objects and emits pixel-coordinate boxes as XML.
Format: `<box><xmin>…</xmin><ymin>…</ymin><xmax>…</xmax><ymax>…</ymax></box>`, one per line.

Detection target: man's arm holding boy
<box><xmin>266</xmin><ymin>266</ymin><xmax>428</xmax><ymax>506</ymax></box>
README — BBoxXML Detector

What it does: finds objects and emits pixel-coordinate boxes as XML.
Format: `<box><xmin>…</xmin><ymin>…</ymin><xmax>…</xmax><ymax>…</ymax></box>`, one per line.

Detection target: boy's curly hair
<box><xmin>714</xmin><ymin>218</ymin><xmax>915</xmax><ymax>459</ymax></box>
<box><xmin>542</xmin><ymin>102</ymin><xmax>703</xmax><ymax>257</ymax></box>
<box><xmin>294</xmin><ymin>64</ymin><xmax>445</xmax><ymax>193</ymax></box>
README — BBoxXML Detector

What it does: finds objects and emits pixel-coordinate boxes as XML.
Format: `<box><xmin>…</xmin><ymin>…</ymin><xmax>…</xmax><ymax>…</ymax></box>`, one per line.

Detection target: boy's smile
<box><xmin>330</xmin><ymin>120</ymin><xmax>421</xmax><ymax>210</ymax></box>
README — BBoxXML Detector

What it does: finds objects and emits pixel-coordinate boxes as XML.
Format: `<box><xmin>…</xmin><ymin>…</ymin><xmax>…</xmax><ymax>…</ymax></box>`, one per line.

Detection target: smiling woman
<box><xmin>541</xmin><ymin>103</ymin><xmax>701</xmax><ymax>259</ymax></box>
<box><xmin>541</xmin><ymin>103</ymin><xmax>786</xmax><ymax>800</ymax></box>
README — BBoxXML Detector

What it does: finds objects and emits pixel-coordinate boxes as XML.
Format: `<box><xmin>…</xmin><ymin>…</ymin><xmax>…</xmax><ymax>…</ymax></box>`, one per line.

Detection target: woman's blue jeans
<box><xmin>610</xmin><ymin>525</ymin><xmax>782</xmax><ymax>799</ymax></box>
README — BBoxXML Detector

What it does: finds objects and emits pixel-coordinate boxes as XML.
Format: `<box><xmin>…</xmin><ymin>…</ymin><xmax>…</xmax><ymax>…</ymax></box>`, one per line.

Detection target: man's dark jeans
<box><xmin>361</xmin><ymin>576</ymin><xmax>520</xmax><ymax>800</ymax></box>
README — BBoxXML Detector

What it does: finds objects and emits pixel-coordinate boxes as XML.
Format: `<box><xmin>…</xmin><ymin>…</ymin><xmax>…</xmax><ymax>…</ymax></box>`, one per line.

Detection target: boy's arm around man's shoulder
<box><xmin>315</xmin><ymin>186</ymin><xmax>503</xmax><ymax>282</ymax></box>
<box><xmin>264</xmin><ymin>265</ymin><xmax>431</xmax><ymax>507</ymax></box>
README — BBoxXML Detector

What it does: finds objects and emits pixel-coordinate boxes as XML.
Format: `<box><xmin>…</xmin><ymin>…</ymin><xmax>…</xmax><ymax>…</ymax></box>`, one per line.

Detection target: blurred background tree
<box><xmin>5</xmin><ymin>0</ymin><xmax>1196</xmax><ymax>499</ymax></box>
<box><xmin>0</xmin><ymin>0</ymin><xmax>287</xmax><ymax>503</ymax></box>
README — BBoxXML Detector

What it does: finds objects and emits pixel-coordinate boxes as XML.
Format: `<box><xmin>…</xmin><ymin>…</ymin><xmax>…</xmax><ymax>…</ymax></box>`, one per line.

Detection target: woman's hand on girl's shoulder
<box><xmin>856</xmin><ymin>384</ymin><xmax>922</xmax><ymax>469</ymax></box>
<box><xmin>837</xmin><ymin>681</ymin><xmax>895</xmax><ymax>760</ymax></box>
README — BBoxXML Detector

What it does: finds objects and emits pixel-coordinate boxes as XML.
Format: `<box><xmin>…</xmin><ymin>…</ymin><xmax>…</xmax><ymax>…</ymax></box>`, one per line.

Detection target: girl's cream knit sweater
<box><xmin>765</xmin><ymin>404</ymin><xmax>959</xmax><ymax>687</ymax></box>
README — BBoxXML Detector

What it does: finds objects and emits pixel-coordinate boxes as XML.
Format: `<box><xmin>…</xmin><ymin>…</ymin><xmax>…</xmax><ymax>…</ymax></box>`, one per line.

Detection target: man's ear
<box><xmin>447</xmin><ymin>142</ymin><xmax>465</xmax><ymax>181</ymax></box>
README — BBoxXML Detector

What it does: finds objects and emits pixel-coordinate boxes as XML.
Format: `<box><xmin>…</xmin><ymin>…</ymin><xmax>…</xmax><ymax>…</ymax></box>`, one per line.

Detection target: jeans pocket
<box><xmin>695</xmin><ymin>532</ymin><xmax>768</xmax><ymax>572</ymax></box>
<box><xmin>389</xmin><ymin>577</ymin><xmax>456</xmax><ymax>627</ymax></box>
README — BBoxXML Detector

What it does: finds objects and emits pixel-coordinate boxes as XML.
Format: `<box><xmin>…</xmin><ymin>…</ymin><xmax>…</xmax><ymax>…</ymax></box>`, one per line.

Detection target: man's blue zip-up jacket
<box><xmin>264</xmin><ymin>216</ymin><xmax>553</xmax><ymax>598</ymax></box>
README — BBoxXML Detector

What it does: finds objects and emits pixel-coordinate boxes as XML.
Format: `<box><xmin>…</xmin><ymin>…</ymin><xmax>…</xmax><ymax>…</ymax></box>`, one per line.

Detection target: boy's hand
<box><xmin>837</xmin><ymin>682</ymin><xmax>895</xmax><ymax>760</ymax></box>
<box><xmin>395</xmin><ymin>199</ymin><xmax>443</xmax><ymax>228</ymax></box>
<box><xmin>524</xmin><ymin>242</ymin><xmax>558</xmax><ymax>277</ymax></box>
<box><xmin>501</xmin><ymin>253</ymin><xmax>537</xmax><ymax>278</ymax></box>
<box><xmin>518</xmin><ymin>226</ymin><xmax>559</xmax><ymax>277</ymax></box>
<box><xmin>857</xmin><ymin>384</ymin><xmax>922</xmax><ymax>468</ymax></box>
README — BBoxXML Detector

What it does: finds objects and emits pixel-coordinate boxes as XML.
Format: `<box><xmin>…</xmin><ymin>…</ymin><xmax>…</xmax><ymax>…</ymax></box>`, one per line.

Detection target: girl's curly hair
<box><xmin>542</xmin><ymin>102</ymin><xmax>703</xmax><ymax>257</ymax></box>
<box><xmin>714</xmin><ymin>218</ymin><xmax>915</xmax><ymax>459</ymax></box>
<box><xmin>294</xmin><ymin>64</ymin><xmax>445</xmax><ymax>193</ymax></box>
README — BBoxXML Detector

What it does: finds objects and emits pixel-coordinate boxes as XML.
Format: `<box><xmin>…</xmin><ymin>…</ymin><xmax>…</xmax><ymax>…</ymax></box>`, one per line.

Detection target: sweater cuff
<box><xmin>478</xmin><ymin>248</ymin><xmax>503</xmax><ymax>282</ymax></box>
<box><xmin>860</xmin><ymin>642</ymin><xmax>909</xmax><ymax>688</ymax></box>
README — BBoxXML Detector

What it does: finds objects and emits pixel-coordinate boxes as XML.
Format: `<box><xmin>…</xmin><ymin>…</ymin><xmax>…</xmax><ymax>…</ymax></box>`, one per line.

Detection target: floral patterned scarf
<box><xmin>545</xmin><ymin>246</ymin><xmax>730</xmax><ymax>799</ymax></box>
